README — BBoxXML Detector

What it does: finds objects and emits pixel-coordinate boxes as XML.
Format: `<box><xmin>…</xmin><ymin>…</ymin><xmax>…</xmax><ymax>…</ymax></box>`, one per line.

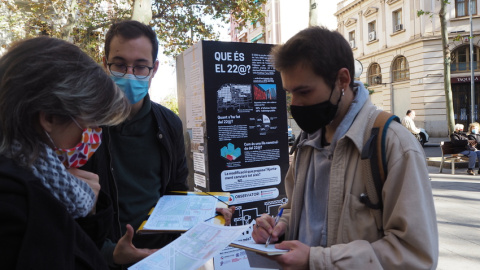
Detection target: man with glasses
<box><xmin>84</xmin><ymin>20</ymin><xmax>233</xmax><ymax>268</ymax></box>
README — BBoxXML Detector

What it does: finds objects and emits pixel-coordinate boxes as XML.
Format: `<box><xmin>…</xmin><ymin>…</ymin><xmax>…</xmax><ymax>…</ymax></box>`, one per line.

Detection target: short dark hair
<box><xmin>0</xmin><ymin>36</ymin><xmax>130</xmax><ymax>166</ymax></box>
<box><xmin>271</xmin><ymin>26</ymin><xmax>354</xmax><ymax>89</ymax></box>
<box><xmin>105</xmin><ymin>20</ymin><xmax>159</xmax><ymax>63</ymax></box>
<box><xmin>406</xmin><ymin>110</ymin><xmax>412</xmax><ymax>115</ymax></box>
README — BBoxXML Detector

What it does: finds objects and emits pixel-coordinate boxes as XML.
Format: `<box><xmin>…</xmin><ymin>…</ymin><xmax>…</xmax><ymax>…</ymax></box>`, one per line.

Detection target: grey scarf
<box><xmin>11</xmin><ymin>141</ymin><xmax>95</xmax><ymax>218</ymax></box>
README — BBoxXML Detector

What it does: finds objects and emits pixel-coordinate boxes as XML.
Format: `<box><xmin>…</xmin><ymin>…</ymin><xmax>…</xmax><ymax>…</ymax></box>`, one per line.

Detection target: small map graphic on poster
<box><xmin>253</xmin><ymin>84</ymin><xmax>277</xmax><ymax>100</ymax></box>
<box><xmin>217</xmin><ymin>84</ymin><xmax>253</xmax><ymax>113</ymax></box>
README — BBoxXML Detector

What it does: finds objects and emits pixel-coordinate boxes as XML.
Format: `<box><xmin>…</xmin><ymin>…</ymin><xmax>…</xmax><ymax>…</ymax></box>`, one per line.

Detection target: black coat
<box><xmin>83</xmin><ymin>101</ymin><xmax>189</xmax><ymax>258</ymax></box>
<box><xmin>450</xmin><ymin>131</ymin><xmax>473</xmax><ymax>152</ymax></box>
<box><xmin>468</xmin><ymin>133</ymin><xmax>480</xmax><ymax>144</ymax></box>
<box><xmin>0</xmin><ymin>155</ymin><xmax>109</xmax><ymax>269</ymax></box>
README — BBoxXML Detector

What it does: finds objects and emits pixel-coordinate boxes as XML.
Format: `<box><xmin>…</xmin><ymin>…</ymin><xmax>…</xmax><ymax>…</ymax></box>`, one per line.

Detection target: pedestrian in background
<box><xmin>450</xmin><ymin>123</ymin><xmax>478</xmax><ymax>175</ymax></box>
<box><xmin>401</xmin><ymin>109</ymin><xmax>421</xmax><ymax>140</ymax></box>
<box><xmin>467</xmin><ymin>122</ymin><xmax>480</xmax><ymax>174</ymax></box>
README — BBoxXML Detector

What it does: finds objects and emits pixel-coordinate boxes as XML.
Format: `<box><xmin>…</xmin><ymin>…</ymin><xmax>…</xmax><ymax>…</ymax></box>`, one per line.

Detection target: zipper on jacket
<box><xmin>106</xmin><ymin>127</ymin><xmax>123</xmax><ymax>238</ymax></box>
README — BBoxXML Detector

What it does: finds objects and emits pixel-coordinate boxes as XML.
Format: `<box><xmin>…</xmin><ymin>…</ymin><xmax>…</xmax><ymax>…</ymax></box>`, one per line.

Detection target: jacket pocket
<box><xmin>340</xmin><ymin>193</ymin><xmax>381</xmax><ymax>243</ymax></box>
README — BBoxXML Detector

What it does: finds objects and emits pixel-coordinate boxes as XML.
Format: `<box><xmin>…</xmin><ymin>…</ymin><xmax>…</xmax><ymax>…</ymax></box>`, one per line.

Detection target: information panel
<box><xmin>177</xmin><ymin>41</ymin><xmax>288</xmax><ymax>228</ymax></box>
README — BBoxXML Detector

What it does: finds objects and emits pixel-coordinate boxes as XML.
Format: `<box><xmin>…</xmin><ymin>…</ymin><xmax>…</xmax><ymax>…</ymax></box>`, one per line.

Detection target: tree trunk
<box><xmin>132</xmin><ymin>0</ymin><xmax>152</xmax><ymax>24</ymax></box>
<box><xmin>309</xmin><ymin>0</ymin><xmax>317</xmax><ymax>27</ymax></box>
<box><xmin>60</xmin><ymin>0</ymin><xmax>77</xmax><ymax>42</ymax></box>
<box><xmin>439</xmin><ymin>1</ymin><xmax>455</xmax><ymax>135</ymax></box>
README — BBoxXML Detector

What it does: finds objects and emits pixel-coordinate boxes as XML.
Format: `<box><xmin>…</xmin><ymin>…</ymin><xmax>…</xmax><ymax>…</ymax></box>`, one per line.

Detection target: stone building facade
<box><xmin>336</xmin><ymin>0</ymin><xmax>480</xmax><ymax>136</ymax></box>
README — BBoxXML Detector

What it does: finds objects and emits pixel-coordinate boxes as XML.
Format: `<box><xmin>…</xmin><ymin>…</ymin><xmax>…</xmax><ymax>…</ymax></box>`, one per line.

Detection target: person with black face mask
<box><xmin>251</xmin><ymin>26</ymin><xmax>438</xmax><ymax>270</ymax></box>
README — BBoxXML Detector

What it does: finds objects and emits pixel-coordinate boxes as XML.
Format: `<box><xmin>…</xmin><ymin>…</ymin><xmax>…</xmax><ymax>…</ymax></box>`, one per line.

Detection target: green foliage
<box><xmin>159</xmin><ymin>93</ymin><xmax>179</xmax><ymax>115</ymax></box>
<box><xmin>417</xmin><ymin>10</ymin><xmax>431</xmax><ymax>17</ymax></box>
<box><xmin>417</xmin><ymin>9</ymin><xmax>434</xmax><ymax>20</ymax></box>
<box><xmin>0</xmin><ymin>0</ymin><xmax>266</xmax><ymax>61</ymax></box>
<box><xmin>151</xmin><ymin>0</ymin><xmax>266</xmax><ymax>56</ymax></box>
<box><xmin>363</xmin><ymin>83</ymin><xmax>375</xmax><ymax>95</ymax></box>
<box><xmin>0</xmin><ymin>0</ymin><xmax>129</xmax><ymax>62</ymax></box>
<box><xmin>285</xmin><ymin>91</ymin><xmax>292</xmax><ymax>118</ymax></box>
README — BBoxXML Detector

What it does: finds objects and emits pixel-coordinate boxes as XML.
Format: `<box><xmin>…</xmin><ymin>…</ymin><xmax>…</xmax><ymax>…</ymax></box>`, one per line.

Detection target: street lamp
<box><xmin>469</xmin><ymin>0</ymin><xmax>475</xmax><ymax>123</ymax></box>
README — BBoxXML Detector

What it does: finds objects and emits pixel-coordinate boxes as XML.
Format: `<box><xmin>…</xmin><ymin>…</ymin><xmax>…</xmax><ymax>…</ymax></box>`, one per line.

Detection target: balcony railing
<box><xmin>451</xmin><ymin>61</ymin><xmax>479</xmax><ymax>72</ymax></box>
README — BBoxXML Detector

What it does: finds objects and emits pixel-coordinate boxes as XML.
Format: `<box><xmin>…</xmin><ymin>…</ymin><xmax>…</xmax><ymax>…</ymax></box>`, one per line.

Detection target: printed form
<box><xmin>143</xmin><ymin>195</ymin><xmax>218</xmax><ymax>231</ymax></box>
<box><xmin>129</xmin><ymin>222</ymin><xmax>249</xmax><ymax>270</ymax></box>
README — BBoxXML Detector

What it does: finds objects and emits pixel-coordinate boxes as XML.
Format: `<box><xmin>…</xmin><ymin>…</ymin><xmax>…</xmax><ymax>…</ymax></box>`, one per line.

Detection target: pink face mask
<box><xmin>54</xmin><ymin>127</ymin><xmax>102</xmax><ymax>168</ymax></box>
<box><xmin>47</xmin><ymin>117</ymin><xmax>102</xmax><ymax>168</ymax></box>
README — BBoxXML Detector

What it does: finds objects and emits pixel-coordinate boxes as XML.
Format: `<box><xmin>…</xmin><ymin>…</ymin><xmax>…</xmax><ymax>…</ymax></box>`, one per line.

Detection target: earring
<box><xmin>341</xmin><ymin>89</ymin><xmax>345</xmax><ymax>96</ymax></box>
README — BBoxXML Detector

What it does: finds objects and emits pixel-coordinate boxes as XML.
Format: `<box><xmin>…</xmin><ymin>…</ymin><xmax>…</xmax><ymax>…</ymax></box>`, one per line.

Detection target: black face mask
<box><xmin>290</xmin><ymin>88</ymin><xmax>343</xmax><ymax>134</ymax></box>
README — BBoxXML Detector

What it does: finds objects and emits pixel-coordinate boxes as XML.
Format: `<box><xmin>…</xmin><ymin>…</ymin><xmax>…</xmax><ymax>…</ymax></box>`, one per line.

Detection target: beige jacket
<box><xmin>280</xmin><ymin>101</ymin><xmax>438</xmax><ymax>269</ymax></box>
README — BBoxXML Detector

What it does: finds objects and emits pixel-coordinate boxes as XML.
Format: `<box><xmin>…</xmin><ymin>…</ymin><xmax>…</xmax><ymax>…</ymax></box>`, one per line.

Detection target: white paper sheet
<box><xmin>143</xmin><ymin>195</ymin><xmax>218</xmax><ymax>231</ymax></box>
<box><xmin>129</xmin><ymin>222</ymin><xmax>249</xmax><ymax>270</ymax></box>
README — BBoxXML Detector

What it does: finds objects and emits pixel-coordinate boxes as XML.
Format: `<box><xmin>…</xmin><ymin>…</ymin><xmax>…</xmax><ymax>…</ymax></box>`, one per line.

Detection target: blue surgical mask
<box><xmin>110</xmin><ymin>71</ymin><xmax>150</xmax><ymax>104</ymax></box>
<box><xmin>473</xmin><ymin>129</ymin><xmax>478</xmax><ymax>134</ymax></box>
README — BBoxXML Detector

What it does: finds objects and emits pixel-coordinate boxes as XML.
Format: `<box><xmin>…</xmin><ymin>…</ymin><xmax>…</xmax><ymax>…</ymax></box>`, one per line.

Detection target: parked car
<box><xmin>418</xmin><ymin>128</ymin><xmax>429</xmax><ymax>146</ymax></box>
<box><xmin>288</xmin><ymin>126</ymin><xmax>295</xmax><ymax>145</ymax></box>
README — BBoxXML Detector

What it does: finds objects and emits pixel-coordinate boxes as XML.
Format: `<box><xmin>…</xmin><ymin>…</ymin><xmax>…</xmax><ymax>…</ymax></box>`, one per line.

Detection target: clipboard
<box><xmin>229</xmin><ymin>240</ymin><xmax>288</xmax><ymax>256</ymax></box>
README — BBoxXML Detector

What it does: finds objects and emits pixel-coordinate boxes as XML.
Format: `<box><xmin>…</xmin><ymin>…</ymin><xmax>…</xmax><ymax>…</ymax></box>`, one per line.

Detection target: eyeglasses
<box><xmin>107</xmin><ymin>63</ymin><xmax>153</xmax><ymax>79</ymax></box>
<box><xmin>70</xmin><ymin>117</ymin><xmax>85</xmax><ymax>131</ymax></box>
<box><xmin>69</xmin><ymin>115</ymin><xmax>99</xmax><ymax>130</ymax></box>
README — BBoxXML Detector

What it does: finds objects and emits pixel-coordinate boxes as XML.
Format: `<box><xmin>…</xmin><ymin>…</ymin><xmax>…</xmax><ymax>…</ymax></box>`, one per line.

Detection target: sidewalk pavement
<box><xmin>429</xmin><ymin>136</ymin><xmax>450</xmax><ymax>142</ymax></box>
<box><xmin>426</xmin><ymin>136</ymin><xmax>449</xmax><ymax>144</ymax></box>
<box><xmin>429</xmin><ymin>170</ymin><xmax>480</xmax><ymax>270</ymax></box>
<box><xmin>425</xmin><ymin>137</ymin><xmax>480</xmax><ymax>269</ymax></box>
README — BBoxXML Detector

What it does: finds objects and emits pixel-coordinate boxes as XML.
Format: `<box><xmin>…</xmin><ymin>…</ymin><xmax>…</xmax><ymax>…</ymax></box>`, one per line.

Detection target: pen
<box><xmin>265</xmin><ymin>208</ymin><xmax>283</xmax><ymax>248</ymax></box>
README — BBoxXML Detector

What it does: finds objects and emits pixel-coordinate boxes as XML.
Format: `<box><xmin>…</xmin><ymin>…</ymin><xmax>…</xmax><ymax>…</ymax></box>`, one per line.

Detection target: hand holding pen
<box><xmin>252</xmin><ymin>208</ymin><xmax>287</xmax><ymax>245</ymax></box>
<box><xmin>265</xmin><ymin>208</ymin><xmax>283</xmax><ymax>247</ymax></box>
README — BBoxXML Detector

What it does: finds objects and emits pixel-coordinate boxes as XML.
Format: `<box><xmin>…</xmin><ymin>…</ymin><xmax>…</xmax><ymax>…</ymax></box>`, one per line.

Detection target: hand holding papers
<box><xmin>140</xmin><ymin>195</ymin><xmax>218</xmax><ymax>233</ymax></box>
<box><xmin>137</xmin><ymin>192</ymin><xmax>230</xmax><ymax>234</ymax></box>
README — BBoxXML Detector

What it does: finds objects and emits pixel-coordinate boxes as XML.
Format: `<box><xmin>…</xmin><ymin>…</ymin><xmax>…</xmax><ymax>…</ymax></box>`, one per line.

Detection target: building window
<box><xmin>368</xmin><ymin>63</ymin><xmax>382</xmax><ymax>85</ymax></box>
<box><xmin>368</xmin><ymin>21</ymin><xmax>376</xmax><ymax>41</ymax></box>
<box><xmin>348</xmin><ymin>31</ymin><xmax>355</xmax><ymax>48</ymax></box>
<box><xmin>393</xmin><ymin>9</ymin><xmax>403</xmax><ymax>32</ymax></box>
<box><xmin>451</xmin><ymin>45</ymin><xmax>480</xmax><ymax>72</ymax></box>
<box><xmin>452</xmin><ymin>82</ymin><xmax>480</xmax><ymax>127</ymax></box>
<box><xmin>392</xmin><ymin>56</ymin><xmax>409</xmax><ymax>82</ymax></box>
<box><xmin>456</xmin><ymin>0</ymin><xmax>477</xmax><ymax>17</ymax></box>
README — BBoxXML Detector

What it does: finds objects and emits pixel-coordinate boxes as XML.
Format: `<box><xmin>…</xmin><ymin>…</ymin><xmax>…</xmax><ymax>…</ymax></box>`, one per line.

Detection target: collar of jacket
<box><xmin>343</xmin><ymin>99</ymin><xmax>379</xmax><ymax>154</ymax></box>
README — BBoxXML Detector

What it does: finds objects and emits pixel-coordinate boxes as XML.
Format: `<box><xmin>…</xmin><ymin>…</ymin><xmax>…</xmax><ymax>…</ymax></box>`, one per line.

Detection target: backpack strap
<box><xmin>360</xmin><ymin>111</ymin><xmax>399</xmax><ymax>228</ymax></box>
<box><xmin>374</xmin><ymin>111</ymin><xmax>400</xmax><ymax>185</ymax></box>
